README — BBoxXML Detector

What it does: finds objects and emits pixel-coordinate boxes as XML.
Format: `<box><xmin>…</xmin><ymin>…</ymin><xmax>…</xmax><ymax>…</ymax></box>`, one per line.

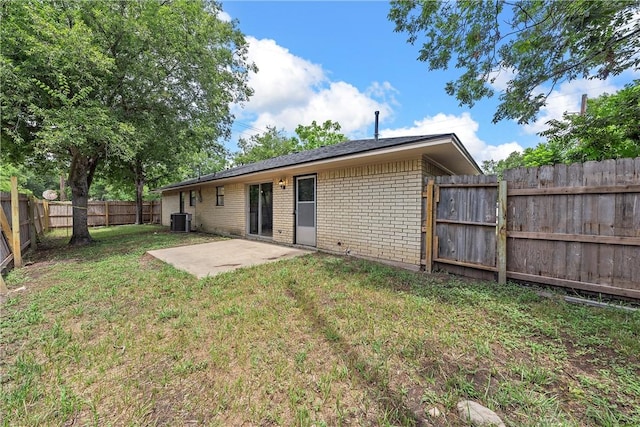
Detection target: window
<box><xmin>189</xmin><ymin>190</ymin><xmax>196</xmax><ymax>207</ymax></box>
<box><xmin>216</xmin><ymin>186</ymin><xmax>224</xmax><ymax>206</ymax></box>
<box><xmin>179</xmin><ymin>192</ymin><xmax>185</xmax><ymax>213</ymax></box>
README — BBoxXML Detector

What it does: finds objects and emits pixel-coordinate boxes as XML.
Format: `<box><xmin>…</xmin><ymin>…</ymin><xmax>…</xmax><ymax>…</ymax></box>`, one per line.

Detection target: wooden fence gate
<box><xmin>421</xmin><ymin>158</ymin><xmax>640</xmax><ymax>300</ymax></box>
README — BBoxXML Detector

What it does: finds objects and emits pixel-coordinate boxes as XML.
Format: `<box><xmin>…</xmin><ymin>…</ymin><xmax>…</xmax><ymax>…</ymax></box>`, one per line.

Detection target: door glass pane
<box><xmin>260</xmin><ymin>183</ymin><xmax>273</xmax><ymax>237</ymax></box>
<box><xmin>298</xmin><ymin>178</ymin><xmax>314</xmax><ymax>202</ymax></box>
<box><xmin>249</xmin><ymin>184</ymin><xmax>259</xmax><ymax>235</ymax></box>
<box><xmin>297</xmin><ymin>203</ymin><xmax>314</xmax><ymax>227</ymax></box>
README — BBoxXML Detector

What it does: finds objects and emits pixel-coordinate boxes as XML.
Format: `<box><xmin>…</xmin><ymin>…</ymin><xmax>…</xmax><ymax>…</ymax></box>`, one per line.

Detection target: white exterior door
<box><xmin>295</xmin><ymin>175</ymin><xmax>316</xmax><ymax>246</ymax></box>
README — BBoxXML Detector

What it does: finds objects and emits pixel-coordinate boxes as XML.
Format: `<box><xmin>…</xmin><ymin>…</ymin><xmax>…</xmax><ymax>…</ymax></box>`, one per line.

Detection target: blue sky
<box><xmin>220</xmin><ymin>1</ymin><xmax>638</xmax><ymax>164</ymax></box>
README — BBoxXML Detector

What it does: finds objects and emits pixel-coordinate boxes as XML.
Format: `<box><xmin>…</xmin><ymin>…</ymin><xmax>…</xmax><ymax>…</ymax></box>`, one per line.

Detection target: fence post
<box><xmin>28</xmin><ymin>196</ymin><xmax>37</xmax><ymax>250</ymax></box>
<box><xmin>424</xmin><ymin>180</ymin><xmax>435</xmax><ymax>273</ymax></box>
<box><xmin>35</xmin><ymin>199</ymin><xmax>45</xmax><ymax>236</ymax></box>
<box><xmin>0</xmin><ymin>207</ymin><xmax>13</xmax><ymax>253</ymax></box>
<box><xmin>0</xmin><ymin>270</ymin><xmax>7</xmax><ymax>294</ymax></box>
<box><xmin>43</xmin><ymin>200</ymin><xmax>50</xmax><ymax>232</ymax></box>
<box><xmin>497</xmin><ymin>180</ymin><xmax>507</xmax><ymax>285</ymax></box>
<box><xmin>105</xmin><ymin>201</ymin><xmax>109</xmax><ymax>226</ymax></box>
<box><xmin>11</xmin><ymin>176</ymin><xmax>22</xmax><ymax>268</ymax></box>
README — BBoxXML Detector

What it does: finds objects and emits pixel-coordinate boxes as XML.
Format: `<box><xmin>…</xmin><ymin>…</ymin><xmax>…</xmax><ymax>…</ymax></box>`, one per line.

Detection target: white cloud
<box><xmin>486</xmin><ymin>65</ymin><xmax>632</xmax><ymax>136</ymax></box>
<box><xmin>487</xmin><ymin>67</ymin><xmax>517</xmax><ymax>92</ymax></box>
<box><xmin>238</xmin><ymin>36</ymin><xmax>395</xmax><ymax>138</ymax></box>
<box><xmin>381</xmin><ymin>113</ymin><xmax>523</xmax><ymax>163</ymax></box>
<box><xmin>245</xmin><ymin>37</ymin><xmax>325</xmax><ymax>112</ymax></box>
<box><xmin>217</xmin><ymin>10</ymin><xmax>231</xmax><ymax>22</ymax></box>
<box><xmin>524</xmin><ymin>78</ymin><xmax>619</xmax><ymax>135</ymax></box>
<box><xmin>250</xmin><ymin>81</ymin><xmax>392</xmax><ymax>135</ymax></box>
<box><xmin>235</xmin><ymin>37</ymin><xmax>523</xmax><ymax>163</ymax></box>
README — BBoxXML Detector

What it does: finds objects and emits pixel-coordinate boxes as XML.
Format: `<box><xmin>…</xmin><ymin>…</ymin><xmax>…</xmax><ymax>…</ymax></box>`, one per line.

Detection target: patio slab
<box><xmin>147</xmin><ymin>239</ymin><xmax>313</xmax><ymax>279</ymax></box>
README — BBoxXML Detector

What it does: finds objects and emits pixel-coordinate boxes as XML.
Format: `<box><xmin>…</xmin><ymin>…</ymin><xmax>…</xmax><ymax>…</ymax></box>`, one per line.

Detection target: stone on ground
<box><xmin>456</xmin><ymin>400</ymin><xmax>505</xmax><ymax>427</ymax></box>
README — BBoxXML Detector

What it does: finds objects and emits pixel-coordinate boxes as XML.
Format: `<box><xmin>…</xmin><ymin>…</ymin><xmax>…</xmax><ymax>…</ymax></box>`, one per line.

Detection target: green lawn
<box><xmin>1</xmin><ymin>225</ymin><xmax>639</xmax><ymax>426</ymax></box>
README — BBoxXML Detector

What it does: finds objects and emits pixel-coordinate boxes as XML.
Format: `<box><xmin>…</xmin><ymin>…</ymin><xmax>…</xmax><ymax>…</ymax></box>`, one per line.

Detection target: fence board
<box><xmin>47</xmin><ymin>200</ymin><xmax>161</xmax><ymax>228</ymax></box>
<box><xmin>425</xmin><ymin>157</ymin><xmax>640</xmax><ymax>300</ymax></box>
<box><xmin>1</xmin><ymin>188</ymin><xmax>45</xmax><ymax>273</ymax></box>
<box><xmin>431</xmin><ymin>175</ymin><xmax>498</xmax><ymax>279</ymax></box>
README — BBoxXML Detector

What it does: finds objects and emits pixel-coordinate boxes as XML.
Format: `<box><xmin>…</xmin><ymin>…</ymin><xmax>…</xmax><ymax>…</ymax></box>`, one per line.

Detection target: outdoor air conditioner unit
<box><xmin>170</xmin><ymin>213</ymin><xmax>191</xmax><ymax>232</ymax></box>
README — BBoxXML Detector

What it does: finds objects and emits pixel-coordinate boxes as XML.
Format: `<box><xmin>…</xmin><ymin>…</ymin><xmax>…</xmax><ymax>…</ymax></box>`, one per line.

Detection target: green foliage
<box><xmin>541</xmin><ymin>80</ymin><xmax>640</xmax><ymax>162</ymax></box>
<box><xmin>295</xmin><ymin>120</ymin><xmax>346</xmax><ymax>150</ymax></box>
<box><xmin>1</xmin><ymin>0</ymin><xmax>254</xmax><ymax>238</ymax></box>
<box><xmin>234</xmin><ymin>126</ymin><xmax>300</xmax><ymax>165</ymax></box>
<box><xmin>481</xmin><ymin>151</ymin><xmax>525</xmax><ymax>177</ymax></box>
<box><xmin>0</xmin><ymin>158</ymin><xmax>60</xmax><ymax>196</ymax></box>
<box><xmin>389</xmin><ymin>0</ymin><xmax>640</xmax><ymax>124</ymax></box>
<box><xmin>233</xmin><ymin>120</ymin><xmax>345</xmax><ymax>165</ymax></box>
<box><xmin>482</xmin><ymin>81</ymin><xmax>640</xmax><ymax>174</ymax></box>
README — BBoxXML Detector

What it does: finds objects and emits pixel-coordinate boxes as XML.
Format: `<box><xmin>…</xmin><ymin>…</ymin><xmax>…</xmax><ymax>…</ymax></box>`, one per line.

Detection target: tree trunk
<box><xmin>134</xmin><ymin>161</ymin><xmax>144</xmax><ymax>225</ymax></box>
<box><xmin>68</xmin><ymin>152</ymin><xmax>98</xmax><ymax>246</ymax></box>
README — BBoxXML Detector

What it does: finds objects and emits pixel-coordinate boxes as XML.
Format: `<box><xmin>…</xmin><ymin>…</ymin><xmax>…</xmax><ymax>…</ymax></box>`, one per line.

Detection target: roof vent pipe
<box><xmin>374</xmin><ymin>111</ymin><xmax>379</xmax><ymax>141</ymax></box>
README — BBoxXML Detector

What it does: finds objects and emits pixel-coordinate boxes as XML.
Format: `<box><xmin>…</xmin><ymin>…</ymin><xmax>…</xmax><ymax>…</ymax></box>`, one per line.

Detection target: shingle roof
<box><xmin>158</xmin><ymin>134</ymin><xmax>462</xmax><ymax>191</ymax></box>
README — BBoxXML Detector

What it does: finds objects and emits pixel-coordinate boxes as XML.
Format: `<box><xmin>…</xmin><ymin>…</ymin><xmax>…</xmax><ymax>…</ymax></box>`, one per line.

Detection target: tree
<box><xmin>1</xmin><ymin>2</ymin><xmax>130</xmax><ymax>245</ymax></box>
<box><xmin>295</xmin><ymin>120</ymin><xmax>346</xmax><ymax>150</ymax></box>
<box><xmin>482</xmin><ymin>82</ymin><xmax>640</xmax><ymax>175</ymax></box>
<box><xmin>481</xmin><ymin>151</ymin><xmax>525</xmax><ymax>176</ymax></box>
<box><xmin>0</xmin><ymin>157</ymin><xmax>59</xmax><ymax>197</ymax></box>
<box><xmin>77</xmin><ymin>0</ymin><xmax>253</xmax><ymax>225</ymax></box>
<box><xmin>541</xmin><ymin>80</ymin><xmax>640</xmax><ymax>162</ymax></box>
<box><xmin>232</xmin><ymin>120</ymin><xmax>346</xmax><ymax>165</ymax></box>
<box><xmin>234</xmin><ymin>126</ymin><xmax>299</xmax><ymax>165</ymax></box>
<box><xmin>1</xmin><ymin>1</ymin><xmax>253</xmax><ymax>243</ymax></box>
<box><xmin>388</xmin><ymin>0</ymin><xmax>640</xmax><ymax>124</ymax></box>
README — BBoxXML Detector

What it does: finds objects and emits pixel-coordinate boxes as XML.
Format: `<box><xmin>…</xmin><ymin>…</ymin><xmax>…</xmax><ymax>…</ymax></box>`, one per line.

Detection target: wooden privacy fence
<box><xmin>48</xmin><ymin>200</ymin><xmax>161</xmax><ymax>228</ymax></box>
<box><xmin>1</xmin><ymin>177</ymin><xmax>48</xmax><ymax>290</ymax></box>
<box><xmin>422</xmin><ymin>158</ymin><xmax>640</xmax><ymax>300</ymax></box>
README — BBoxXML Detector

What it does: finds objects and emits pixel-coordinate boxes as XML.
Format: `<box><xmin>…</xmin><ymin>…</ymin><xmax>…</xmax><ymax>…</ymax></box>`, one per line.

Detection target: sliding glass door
<box><xmin>248</xmin><ymin>183</ymin><xmax>273</xmax><ymax>237</ymax></box>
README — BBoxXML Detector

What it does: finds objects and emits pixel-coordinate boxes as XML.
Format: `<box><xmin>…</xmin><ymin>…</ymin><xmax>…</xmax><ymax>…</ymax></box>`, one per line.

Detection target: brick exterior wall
<box><xmin>161</xmin><ymin>190</ymin><xmax>196</xmax><ymax>230</ymax></box>
<box><xmin>161</xmin><ymin>191</ymin><xmax>180</xmax><ymax>226</ymax></box>
<box><xmin>272</xmin><ymin>175</ymin><xmax>295</xmax><ymax>245</ymax></box>
<box><xmin>422</xmin><ymin>154</ymin><xmax>448</xmax><ymax>177</ymax></box>
<box><xmin>192</xmin><ymin>183</ymin><xmax>246</xmax><ymax>236</ymax></box>
<box><xmin>316</xmin><ymin>159</ymin><xmax>424</xmax><ymax>266</ymax></box>
<box><xmin>161</xmin><ymin>156</ymin><xmax>450</xmax><ymax>267</ymax></box>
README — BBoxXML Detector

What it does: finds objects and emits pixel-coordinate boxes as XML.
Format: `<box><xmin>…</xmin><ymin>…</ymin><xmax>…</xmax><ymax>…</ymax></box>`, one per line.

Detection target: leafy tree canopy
<box><xmin>482</xmin><ymin>80</ymin><xmax>640</xmax><ymax>176</ymax></box>
<box><xmin>540</xmin><ymin>80</ymin><xmax>640</xmax><ymax>162</ymax></box>
<box><xmin>389</xmin><ymin>0</ymin><xmax>640</xmax><ymax>124</ymax></box>
<box><xmin>1</xmin><ymin>0</ymin><xmax>253</xmax><ymax>243</ymax></box>
<box><xmin>234</xmin><ymin>126</ymin><xmax>299</xmax><ymax>165</ymax></box>
<box><xmin>295</xmin><ymin>120</ymin><xmax>346</xmax><ymax>150</ymax></box>
<box><xmin>233</xmin><ymin>120</ymin><xmax>345</xmax><ymax>165</ymax></box>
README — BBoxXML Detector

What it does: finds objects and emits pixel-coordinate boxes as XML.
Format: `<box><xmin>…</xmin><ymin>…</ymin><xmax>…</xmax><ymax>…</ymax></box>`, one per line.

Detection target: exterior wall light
<box><xmin>278</xmin><ymin>178</ymin><xmax>286</xmax><ymax>190</ymax></box>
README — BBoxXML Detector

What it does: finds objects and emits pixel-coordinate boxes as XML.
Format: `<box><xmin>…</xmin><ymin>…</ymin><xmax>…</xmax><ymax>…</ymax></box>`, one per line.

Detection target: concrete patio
<box><xmin>147</xmin><ymin>239</ymin><xmax>313</xmax><ymax>279</ymax></box>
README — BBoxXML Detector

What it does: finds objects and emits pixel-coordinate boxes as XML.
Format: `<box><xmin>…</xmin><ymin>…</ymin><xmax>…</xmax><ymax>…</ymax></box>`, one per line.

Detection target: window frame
<box><xmin>189</xmin><ymin>190</ymin><xmax>196</xmax><ymax>207</ymax></box>
<box><xmin>216</xmin><ymin>186</ymin><xmax>225</xmax><ymax>206</ymax></box>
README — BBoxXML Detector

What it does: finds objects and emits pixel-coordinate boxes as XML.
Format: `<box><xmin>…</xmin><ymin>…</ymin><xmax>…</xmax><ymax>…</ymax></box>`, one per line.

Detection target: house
<box><xmin>158</xmin><ymin>134</ymin><xmax>481</xmax><ymax>269</ymax></box>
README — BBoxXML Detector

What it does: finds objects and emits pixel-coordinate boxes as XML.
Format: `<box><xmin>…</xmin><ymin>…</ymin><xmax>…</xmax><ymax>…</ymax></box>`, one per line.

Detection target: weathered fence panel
<box><xmin>0</xmin><ymin>190</ymin><xmax>45</xmax><ymax>272</ymax></box>
<box><xmin>429</xmin><ymin>175</ymin><xmax>498</xmax><ymax>280</ymax></box>
<box><xmin>504</xmin><ymin>158</ymin><xmax>640</xmax><ymax>299</ymax></box>
<box><xmin>47</xmin><ymin>200</ymin><xmax>161</xmax><ymax>228</ymax></box>
<box><xmin>422</xmin><ymin>157</ymin><xmax>640</xmax><ymax>299</ymax></box>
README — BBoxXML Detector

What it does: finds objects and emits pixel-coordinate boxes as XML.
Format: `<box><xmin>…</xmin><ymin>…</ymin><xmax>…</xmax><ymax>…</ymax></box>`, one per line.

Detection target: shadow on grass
<box><xmin>285</xmin><ymin>276</ymin><xmax>426</xmax><ymax>425</ymax></box>
<box><xmin>31</xmin><ymin>225</ymin><xmax>222</xmax><ymax>263</ymax></box>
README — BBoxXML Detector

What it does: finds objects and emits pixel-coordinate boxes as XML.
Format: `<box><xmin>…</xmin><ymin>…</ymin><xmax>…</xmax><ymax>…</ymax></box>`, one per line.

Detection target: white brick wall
<box><xmin>272</xmin><ymin>175</ymin><xmax>295</xmax><ymax>244</ymax></box>
<box><xmin>316</xmin><ymin>159</ymin><xmax>423</xmax><ymax>266</ymax></box>
<box><xmin>193</xmin><ymin>183</ymin><xmax>246</xmax><ymax>236</ymax></box>
<box><xmin>161</xmin><ymin>191</ymin><xmax>180</xmax><ymax>226</ymax></box>
<box><xmin>161</xmin><ymin>156</ymin><xmax>448</xmax><ymax>267</ymax></box>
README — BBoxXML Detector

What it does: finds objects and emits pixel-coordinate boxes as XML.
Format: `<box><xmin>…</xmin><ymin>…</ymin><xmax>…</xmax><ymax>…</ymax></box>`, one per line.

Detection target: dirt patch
<box><xmin>139</xmin><ymin>253</ymin><xmax>160</xmax><ymax>269</ymax></box>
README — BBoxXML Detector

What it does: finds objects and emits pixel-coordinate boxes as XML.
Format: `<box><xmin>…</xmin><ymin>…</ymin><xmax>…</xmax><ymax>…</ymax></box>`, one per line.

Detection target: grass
<box><xmin>1</xmin><ymin>225</ymin><xmax>639</xmax><ymax>426</ymax></box>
